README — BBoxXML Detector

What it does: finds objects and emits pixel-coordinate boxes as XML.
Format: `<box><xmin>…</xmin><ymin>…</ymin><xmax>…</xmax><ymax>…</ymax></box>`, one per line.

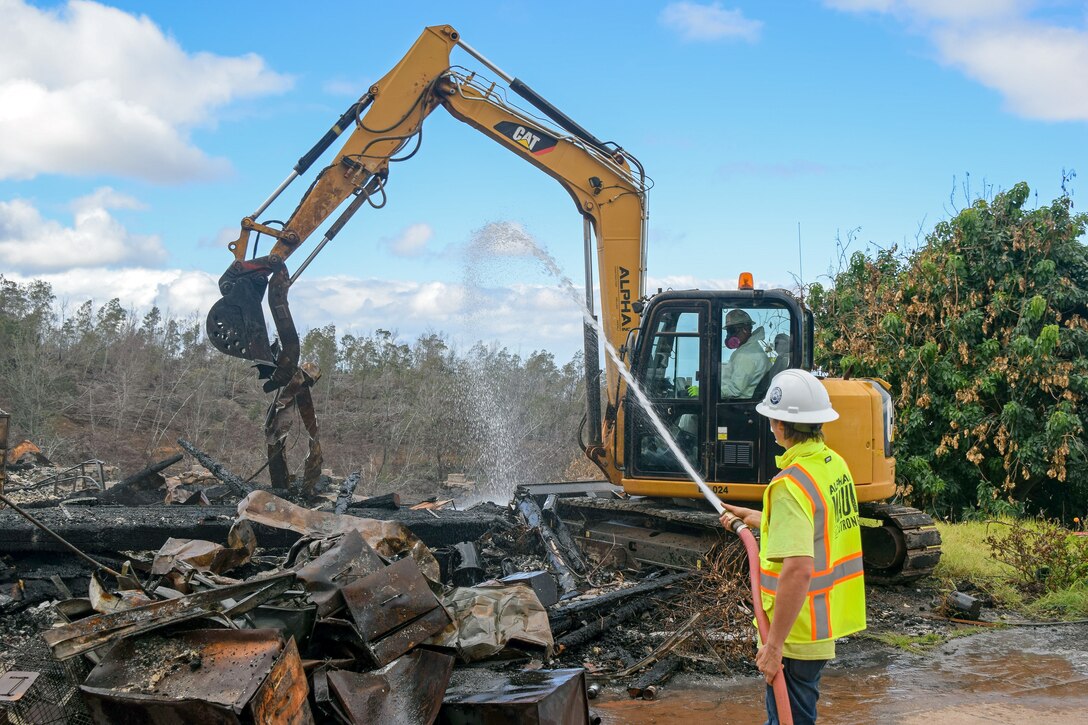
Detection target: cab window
<box><xmin>719</xmin><ymin>305</ymin><xmax>792</xmax><ymax>400</ymax></box>
<box><xmin>644</xmin><ymin>310</ymin><xmax>700</xmax><ymax>399</ymax></box>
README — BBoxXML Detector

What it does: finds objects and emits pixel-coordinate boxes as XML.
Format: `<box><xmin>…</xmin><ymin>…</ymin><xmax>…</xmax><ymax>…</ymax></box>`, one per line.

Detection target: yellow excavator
<box><xmin>206</xmin><ymin>24</ymin><xmax>940</xmax><ymax>583</ymax></box>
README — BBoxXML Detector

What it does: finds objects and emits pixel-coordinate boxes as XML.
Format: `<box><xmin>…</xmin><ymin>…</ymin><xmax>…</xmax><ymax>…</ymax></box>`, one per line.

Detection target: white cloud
<box><xmin>6</xmin><ymin>267</ymin><xmax>219</xmax><ymax>321</ymax></box>
<box><xmin>825</xmin><ymin>0</ymin><xmax>1027</xmax><ymax>22</ymax></box>
<box><xmin>383</xmin><ymin>223</ymin><xmax>433</xmax><ymax>257</ymax></box>
<box><xmin>0</xmin><ymin>0</ymin><xmax>292</xmax><ymax>182</ymax></box>
<box><xmin>0</xmin><ymin>189</ymin><xmax>168</xmax><ymax>272</ymax></box>
<box><xmin>824</xmin><ymin>0</ymin><xmax>1088</xmax><ymax>121</ymax></box>
<box><xmin>660</xmin><ymin>2</ymin><xmax>763</xmax><ymax>43</ymax></box>
<box><xmin>323</xmin><ymin>77</ymin><xmax>371</xmax><ymax>98</ymax></box>
<box><xmin>5</xmin><ymin>263</ymin><xmax>790</xmax><ymax>358</ymax></box>
<box><xmin>935</xmin><ymin>25</ymin><xmax>1088</xmax><ymax>121</ymax></box>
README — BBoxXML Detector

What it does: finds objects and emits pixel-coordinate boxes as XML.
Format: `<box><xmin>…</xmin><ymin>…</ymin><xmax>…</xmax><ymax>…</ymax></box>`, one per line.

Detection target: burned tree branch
<box><xmin>334</xmin><ymin>471</ymin><xmax>362</xmax><ymax>515</ymax></box>
<box><xmin>627</xmin><ymin>658</ymin><xmax>680</xmax><ymax>700</ymax></box>
<box><xmin>349</xmin><ymin>493</ymin><xmax>401</xmax><ymax>511</ymax></box>
<box><xmin>177</xmin><ymin>438</ymin><xmax>253</xmax><ymax>497</ymax></box>
<box><xmin>115</xmin><ymin>454</ymin><xmax>183</xmax><ymax>490</ymax></box>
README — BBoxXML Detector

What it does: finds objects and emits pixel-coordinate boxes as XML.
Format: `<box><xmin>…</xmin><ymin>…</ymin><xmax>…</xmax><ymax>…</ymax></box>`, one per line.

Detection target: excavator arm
<box><xmin>206</xmin><ymin>24</ymin><xmax>647</xmax><ymax>488</ymax></box>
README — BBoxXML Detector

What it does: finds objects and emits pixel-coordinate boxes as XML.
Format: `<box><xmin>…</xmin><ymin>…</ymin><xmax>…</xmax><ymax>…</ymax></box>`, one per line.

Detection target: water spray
<box><xmin>499</xmin><ymin>227</ymin><xmax>793</xmax><ymax>724</ymax></box>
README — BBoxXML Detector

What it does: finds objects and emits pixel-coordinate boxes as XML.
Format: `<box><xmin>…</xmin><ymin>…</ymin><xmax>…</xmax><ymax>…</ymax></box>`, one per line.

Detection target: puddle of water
<box><xmin>594</xmin><ymin>624</ymin><xmax>1088</xmax><ymax>724</ymax></box>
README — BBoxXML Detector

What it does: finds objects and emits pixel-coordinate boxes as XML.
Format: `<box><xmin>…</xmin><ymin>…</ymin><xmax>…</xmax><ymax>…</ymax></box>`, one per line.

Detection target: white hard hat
<box><xmin>756</xmin><ymin>369</ymin><xmax>839</xmax><ymax>424</ymax></box>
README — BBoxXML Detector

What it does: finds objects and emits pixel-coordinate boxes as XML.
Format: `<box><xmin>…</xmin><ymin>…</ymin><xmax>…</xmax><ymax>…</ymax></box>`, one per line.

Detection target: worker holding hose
<box><xmin>721</xmin><ymin>369</ymin><xmax>867</xmax><ymax>725</ymax></box>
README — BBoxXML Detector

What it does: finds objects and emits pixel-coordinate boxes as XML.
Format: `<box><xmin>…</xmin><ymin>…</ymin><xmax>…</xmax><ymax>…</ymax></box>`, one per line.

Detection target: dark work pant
<box><xmin>764</xmin><ymin>657</ymin><xmax>828</xmax><ymax>725</ymax></box>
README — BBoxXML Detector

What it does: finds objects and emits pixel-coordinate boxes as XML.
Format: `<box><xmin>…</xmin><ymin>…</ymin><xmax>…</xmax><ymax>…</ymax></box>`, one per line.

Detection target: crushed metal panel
<box><xmin>244</xmin><ymin>602</ymin><xmax>318</xmax><ymax>652</ymax></box>
<box><xmin>79</xmin><ymin>629</ymin><xmax>312</xmax><ymax>724</ymax></box>
<box><xmin>500</xmin><ymin>571</ymin><xmax>559</xmax><ymax>608</ymax></box>
<box><xmin>428</xmin><ymin>583</ymin><xmax>554</xmax><ymax>662</ymax></box>
<box><xmin>237</xmin><ymin>490</ymin><xmax>440</xmax><ymax>581</ymax></box>
<box><xmin>150</xmin><ymin>520</ymin><xmax>256</xmax><ymax>576</ymax></box>
<box><xmin>293</xmin><ymin>529</ymin><xmax>385</xmax><ymax>617</ymax></box>
<box><xmin>342</xmin><ymin>557</ymin><xmax>451</xmax><ymax>667</ymax></box>
<box><xmin>44</xmin><ymin>572</ymin><xmax>296</xmax><ymax>660</ymax></box>
<box><xmin>327</xmin><ymin>649</ymin><xmax>455</xmax><ymax>725</ymax></box>
<box><xmin>439</xmin><ymin>668</ymin><xmax>590</xmax><ymax>725</ymax></box>
<box><xmin>249</xmin><ymin>637</ymin><xmax>313</xmax><ymax>725</ymax></box>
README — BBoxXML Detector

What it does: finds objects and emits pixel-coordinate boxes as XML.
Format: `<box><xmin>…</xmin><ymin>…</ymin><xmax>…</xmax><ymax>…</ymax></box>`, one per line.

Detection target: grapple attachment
<box><xmin>206</xmin><ymin>272</ymin><xmax>275</xmax><ymax>366</ymax></box>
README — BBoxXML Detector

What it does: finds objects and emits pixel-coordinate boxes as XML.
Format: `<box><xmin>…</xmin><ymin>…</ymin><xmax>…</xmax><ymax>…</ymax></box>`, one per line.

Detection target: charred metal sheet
<box><xmin>151</xmin><ymin>520</ymin><xmax>256</xmax><ymax>577</ymax></box>
<box><xmin>88</xmin><ymin>570</ymin><xmax>152</xmax><ymax>614</ymax></box>
<box><xmin>250</xmin><ymin>637</ymin><xmax>312</xmax><ymax>725</ymax></box>
<box><xmin>500</xmin><ymin>571</ymin><xmax>559</xmax><ymax>609</ymax></box>
<box><xmin>440</xmin><ymin>668</ymin><xmax>591</xmax><ymax>725</ymax></box>
<box><xmin>43</xmin><ymin>571</ymin><xmax>295</xmax><ymax>660</ymax></box>
<box><xmin>238</xmin><ymin>490</ymin><xmax>440</xmax><ymax>581</ymax></box>
<box><xmin>308</xmin><ymin>617</ymin><xmax>369</xmax><ymax>661</ymax></box>
<box><xmin>79</xmin><ymin>629</ymin><xmax>312</xmax><ymax>724</ymax></box>
<box><xmin>342</xmin><ymin>557</ymin><xmax>451</xmax><ymax>667</ymax></box>
<box><xmin>244</xmin><ymin>602</ymin><xmax>318</xmax><ymax>652</ymax></box>
<box><xmin>327</xmin><ymin>649</ymin><xmax>455</xmax><ymax>725</ymax></box>
<box><xmin>429</xmin><ymin>582</ymin><xmax>553</xmax><ymax>662</ymax></box>
<box><xmin>450</xmin><ymin>541</ymin><xmax>486</xmax><ymax>587</ymax></box>
<box><xmin>293</xmin><ymin>529</ymin><xmax>384</xmax><ymax>617</ymax></box>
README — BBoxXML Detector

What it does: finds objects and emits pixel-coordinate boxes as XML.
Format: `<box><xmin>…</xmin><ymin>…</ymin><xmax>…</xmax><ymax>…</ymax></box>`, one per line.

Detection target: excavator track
<box><xmin>550</xmin><ymin>495</ymin><xmax>942</xmax><ymax>585</ymax></box>
<box><xmin>858</xmin><ymin>502</ymin><xmax>942</xmax><ymax>584</ymax></box>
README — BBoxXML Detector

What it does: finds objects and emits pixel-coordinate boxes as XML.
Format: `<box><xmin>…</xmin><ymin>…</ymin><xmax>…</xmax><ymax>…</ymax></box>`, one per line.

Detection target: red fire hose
<box><xmin>692</xmin><ymin>480</ymin><xmax>794</xmax><ymax>724</ymax></box>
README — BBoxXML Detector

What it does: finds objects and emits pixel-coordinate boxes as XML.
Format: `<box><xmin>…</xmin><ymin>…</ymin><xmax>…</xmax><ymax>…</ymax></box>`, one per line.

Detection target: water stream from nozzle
<box><xmin>467</xmin><ymin>222</ymin><xmax>713</xmax><ymax>500</ymax></box>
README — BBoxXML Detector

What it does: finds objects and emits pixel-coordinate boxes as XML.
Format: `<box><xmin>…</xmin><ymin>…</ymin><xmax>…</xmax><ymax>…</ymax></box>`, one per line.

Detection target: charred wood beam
<box><xmin>115</xmin><ymin>454</ymin><xmax>184</xmax><ymax>490</ymax></box>
<box><xmin>176</xmin><ymin>438</ymin><xmax>253</xmax><ymax>496</ymax></box>
<box><xmin>515</xmin><ymin>494</ymin><xmax>579</xmax><ymax>597</ymax></box>
<box><xmin>334</xmin><ymin>471</ymin><xmax>361</xmax><ymax>515</ymax></box>
<box><xmin>627</xmin><ymin>658</ymin><xmax>680</xmax><ymax>700</ymax></box>
<box><xmin>348</xmin><ymin>493</ymin><xmax>400</xmax><ymax>511</ymax></box>
<box><xmin>548</xmin><ymin>571</ymin><xmax>694</xmax><ymax>634</ymax></box>
<box><xmin>556</xmin><ymin>594</ymin><xmax>667</xmax><ymax>650</ymax></box>
<box><xmin>0</xmin><ymin>505</ymin><xmax>506</xmax><ymax>554</ymax></box>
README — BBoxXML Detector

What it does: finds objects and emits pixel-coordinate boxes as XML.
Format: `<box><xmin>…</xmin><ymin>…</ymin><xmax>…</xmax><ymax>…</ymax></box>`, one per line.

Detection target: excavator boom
<box><xmin>206</xmin><ymin>24</ymin><xmax>647</xmax><ymax>490</ymax></box>
<box><xmin>205</xmin><ymin>25</ymin><xmax>940</xmax><ymax>582</ymax></box>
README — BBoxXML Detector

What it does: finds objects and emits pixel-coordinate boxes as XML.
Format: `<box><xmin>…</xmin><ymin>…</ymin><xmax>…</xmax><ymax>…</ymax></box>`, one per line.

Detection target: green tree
<box><xmin>813</xmin><ymin>184</ymin><xmax>1088</xmax><ymax>519</ymax></box>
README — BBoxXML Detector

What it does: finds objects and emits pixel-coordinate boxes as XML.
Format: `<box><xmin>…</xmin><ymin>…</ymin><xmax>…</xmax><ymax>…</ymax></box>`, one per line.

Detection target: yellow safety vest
<box><xmin>759</xmin><ymin>442</ymin><xmax>867</xmax><ymax>644</ymax></box>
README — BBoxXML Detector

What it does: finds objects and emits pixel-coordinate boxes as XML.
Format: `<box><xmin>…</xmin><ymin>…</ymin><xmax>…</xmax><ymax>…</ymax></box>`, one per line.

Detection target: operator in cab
<box><xmin>720</xmin><ymin>369</ymin><xmax>866</xmax><ymax>725</ymax></box>
<box><xmin>720</xmin><ymin>309</ymin><xmax>771</xmax><ymax>398</ymax></box>
<box><xmin>686</xmin><ymin>308</ymin><xmax>771</xmax><ymax>399</ymax></box>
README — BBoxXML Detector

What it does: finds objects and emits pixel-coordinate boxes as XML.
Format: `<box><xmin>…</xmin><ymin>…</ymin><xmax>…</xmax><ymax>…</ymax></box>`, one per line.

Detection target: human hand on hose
<box><xmin>756</xmin><ymin>641</ymin><xmax>784</xmax><ymax>684</ymax></box>
<box><xmin>721</xmin><ymin>503</ymin><xmax>761</xmax><ymax>530</ymax></box>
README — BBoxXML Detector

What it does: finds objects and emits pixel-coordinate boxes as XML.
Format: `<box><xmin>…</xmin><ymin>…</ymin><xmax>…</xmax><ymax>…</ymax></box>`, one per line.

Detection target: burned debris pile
<box><xmin>0</xmin><ymin>446</ymin><xmax>754</xmax><ymax>724</ymax></box>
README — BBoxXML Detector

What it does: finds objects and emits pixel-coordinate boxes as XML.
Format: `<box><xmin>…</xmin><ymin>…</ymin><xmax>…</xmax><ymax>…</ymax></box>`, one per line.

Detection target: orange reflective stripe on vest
<box><xmin>758</xmin><ymin>454</ymin><xmax>867</xmax><ymax>644</ymax></box>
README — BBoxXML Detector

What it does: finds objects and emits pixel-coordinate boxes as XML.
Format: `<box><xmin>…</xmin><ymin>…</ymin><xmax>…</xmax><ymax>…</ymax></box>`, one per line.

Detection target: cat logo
<box><xmin>494</xmin><ymin>121</ymin><xmax>558</xmax><ymax>155</ymax></box>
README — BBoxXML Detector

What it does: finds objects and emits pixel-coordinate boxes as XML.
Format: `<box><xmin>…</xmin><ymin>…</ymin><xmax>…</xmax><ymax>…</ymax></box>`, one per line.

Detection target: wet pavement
<box><xmin>595</xmin><ymin>622</ymin><xmax>1088</xmax><ymax>723</ymax></box>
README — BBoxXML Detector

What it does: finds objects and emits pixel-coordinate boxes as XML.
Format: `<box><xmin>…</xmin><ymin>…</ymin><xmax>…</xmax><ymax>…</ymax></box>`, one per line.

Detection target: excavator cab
<box><xmin>626</xmin><ymin>288</ymin><xmax>811</xmax><ymax>488</ymax></box>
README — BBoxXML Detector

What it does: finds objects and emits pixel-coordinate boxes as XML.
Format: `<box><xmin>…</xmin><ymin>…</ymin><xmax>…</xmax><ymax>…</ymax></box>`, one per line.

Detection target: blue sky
<box><xmin>2</xmin><ymin>0</ymin><xmax>1085</xmax><ymax>359</ymax></box>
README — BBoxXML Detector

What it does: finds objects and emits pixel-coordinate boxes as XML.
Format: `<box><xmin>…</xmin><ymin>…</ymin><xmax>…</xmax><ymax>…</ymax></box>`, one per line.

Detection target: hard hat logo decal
<box><xmin>769</xmin><ymin>387</ymin><xmax>782</xmax><ymax>405</ymax></box>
